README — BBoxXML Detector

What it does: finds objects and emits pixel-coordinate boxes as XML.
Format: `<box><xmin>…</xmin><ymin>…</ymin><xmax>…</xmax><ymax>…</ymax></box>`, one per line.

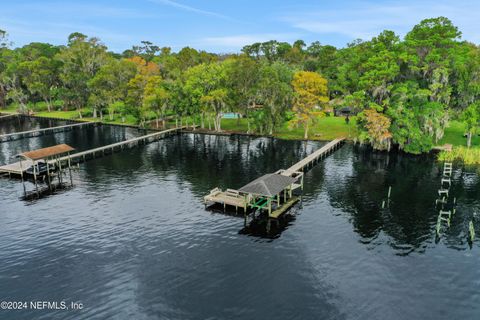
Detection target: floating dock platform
<box><xmin>269</xmin><ymin>196</ymin><xmax>299</xmax><ymax>219</ymax></box>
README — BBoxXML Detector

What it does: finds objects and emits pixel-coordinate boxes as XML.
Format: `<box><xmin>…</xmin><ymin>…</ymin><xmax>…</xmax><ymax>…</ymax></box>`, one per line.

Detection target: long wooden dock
<box><xmin>282</xmin><ymin>138</ymin><xmax>345</xmax><ymax>175</ymax></box>
<box><xmin>0</xmin><ymin>127</ymin><xmax>184</xmax><ymax>176</ymax></box>
<box><xmin>55</xmin><ymin>126</ymin><xmax>183</xmax><ymax>164</ymax></box>
<box><xmin>0</xmin><ymin>114</ymin><xmax>16</xmax><ymax>120</ymax></box>
<box><xmin>0</xmin><ymin>121</ymin><xmax>95</xmax><ymax>142</ymax></box>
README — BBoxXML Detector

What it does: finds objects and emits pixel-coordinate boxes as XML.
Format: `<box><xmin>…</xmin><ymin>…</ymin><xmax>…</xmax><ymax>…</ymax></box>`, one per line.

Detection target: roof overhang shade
<box><xmin>18</xmin><ymin>144</ymin><xmax>75</xmax><ymax>161</ymax></box>
<box><xmin>239</xmin><ymin>173</ymin><xmax>296</xmax><ymax>197</ymax></box>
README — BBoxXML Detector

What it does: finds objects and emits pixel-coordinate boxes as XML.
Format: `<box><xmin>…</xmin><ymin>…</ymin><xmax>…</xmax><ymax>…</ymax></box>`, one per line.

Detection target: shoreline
<box><xmin>3</xmin><ymin>112</ymin><xmax>480</xmax><ymax>164</ymax></box>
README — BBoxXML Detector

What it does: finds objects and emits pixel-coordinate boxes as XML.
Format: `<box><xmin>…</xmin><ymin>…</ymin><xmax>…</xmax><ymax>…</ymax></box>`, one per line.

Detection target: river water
<box><xmin>0</xmin><ymin>118</ymin><xmax>479</xmax><ymax>320</ymax></box>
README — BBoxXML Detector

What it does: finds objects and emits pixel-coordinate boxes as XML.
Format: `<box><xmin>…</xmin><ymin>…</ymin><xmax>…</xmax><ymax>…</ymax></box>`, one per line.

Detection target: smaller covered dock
<box><xmin>204</xmin><ymin>138</ymin><xmax>345</xmax><ymax>229</ymax></box>
<box><xmin>0</xmin><ymin>144</ymin><xmax>76</xmax><ymax>198</ymax></box>
<box><xmin>239</xmin><ymin>173</ymin><xmax>299</xmax><ymax>218</ymax></box>
<box><xmin>204</xmin><ymin>172</ymin><xmax>302</xmax><ymax>220</ymax></box>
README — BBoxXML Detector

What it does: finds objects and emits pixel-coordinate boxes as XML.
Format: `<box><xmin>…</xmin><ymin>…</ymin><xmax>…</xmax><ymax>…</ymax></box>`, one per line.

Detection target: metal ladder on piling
<box><xmin>436</xmin><ymin>162</ymin><xmax>455</xmax><ymax>237</ymax></box>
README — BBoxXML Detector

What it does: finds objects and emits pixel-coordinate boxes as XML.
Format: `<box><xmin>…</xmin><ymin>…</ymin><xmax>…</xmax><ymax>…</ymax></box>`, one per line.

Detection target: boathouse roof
<box><xmin>19</xmin><ymin>144</ymin><xmax>75</xmax><ymax>160</ymax></box>
<box><xmin>239</xmin><ymin>173</ymin><xmax>296</xmax><ymax>197</ymax></box>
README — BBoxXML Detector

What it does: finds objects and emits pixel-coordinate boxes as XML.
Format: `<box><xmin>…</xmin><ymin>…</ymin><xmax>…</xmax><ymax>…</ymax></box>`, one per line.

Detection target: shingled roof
<box><xmin>239</xmin><ymin>173</ymin><xmax>296</xmax><ymax>197</ymax></box>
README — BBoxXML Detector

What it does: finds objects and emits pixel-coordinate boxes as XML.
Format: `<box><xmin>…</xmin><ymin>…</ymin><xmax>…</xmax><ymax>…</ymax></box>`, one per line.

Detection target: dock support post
<box><xmin>68</xmin><ymin>153</ymin><xmax>73</xmax><ymax>186</ymax></box>
<box><xmin>33</xmin><ymin>160</ymin><xmax>39</xmax><ymax>197</ymax></box>
<box><xmin>19</xmin><ymin>159</ymin><xmax>26</xmax><ymax>197</ymax></box>
<box><xmin>469</xmin><ymin>221</ymin><xmax>475</xmax><ymax>242</ymax></box>
<box><xmin>57</xmin><ymin>158</ymin><xmax>63</xmax><ymax>185</ymax></box>
<box><xmin>46</xmin><ymin>161</ymin><xmax>52</xmax><ymax>191</ymax></box>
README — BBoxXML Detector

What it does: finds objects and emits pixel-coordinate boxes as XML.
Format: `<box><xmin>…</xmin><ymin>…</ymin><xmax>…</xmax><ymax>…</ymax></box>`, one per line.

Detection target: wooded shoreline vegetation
<box><xmin>1</xmin><ymin>17</ymin><xmax>479</xmax><ymax>161</ymax></box>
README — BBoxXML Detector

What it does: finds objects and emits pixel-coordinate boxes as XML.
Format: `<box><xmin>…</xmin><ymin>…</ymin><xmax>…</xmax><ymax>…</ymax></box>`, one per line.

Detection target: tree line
<box><xmin>1</xmin><ymin>17</ymin><xmax>479</xmax><ymax>153</ymax></box>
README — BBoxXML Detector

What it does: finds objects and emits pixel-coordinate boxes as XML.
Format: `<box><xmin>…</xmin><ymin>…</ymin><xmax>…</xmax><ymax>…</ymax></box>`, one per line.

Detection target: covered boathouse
<box><xmin>204</xmin><ymin>172</ymin><xmax>302</xmax><ymax>219</ymax></box>
<box><xmin>0</xmin><ymin>144</ymin><xmax>76</xmax><ymax>198</ymax></box>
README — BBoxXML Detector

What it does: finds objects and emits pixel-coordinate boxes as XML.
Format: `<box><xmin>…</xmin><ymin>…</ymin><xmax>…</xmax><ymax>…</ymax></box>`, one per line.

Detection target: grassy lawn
<box><xmin>277</xmin><ymin>116</ymin><xmax>357</xmax><ymax>140</ymax></box>
<box><xmin>2</xmin><ymin>104</ymin><xmax>140</xmax><ymax>126</ymax></box>
<box><xmin>438</xmin><ymin>120</ymin><xmax>480</xmax><ymax>148</ymax></box>
<box><xmin>221</xmin><ymin>116</ymin><xmax>356</xmax><ymax>140</ymax></box>
<box><xmin>2</xmin><ymin>106</ymin><xmax>357</xmax><ymax>140</ymax></box>
<box><xmin>83</xmin><ymin>114</ymin><xmax>139</xmax><ymax>126</ymax></box>
<box><xmin>35</xmin><ymin>110</ymin><xmax>84</xmax><ymax>119</ymax></box>
<box><xmin>22</xmin><ymin>109</ymin><xmax>139</xmax><ymax>126</ymax></box>
<box><xmin>1</xmin><ymin>104</ymin><xmax>19</xmax><ymax>113</ymax></box>
<box><xmin>220</xmin><ymin>118</ymin><xmax>250</xmax><ymax>132</ymax></box>
<box><xmin>4</xmin><ymin>104</ymin><xmax>478</xmax><ymax>150</ymax></box>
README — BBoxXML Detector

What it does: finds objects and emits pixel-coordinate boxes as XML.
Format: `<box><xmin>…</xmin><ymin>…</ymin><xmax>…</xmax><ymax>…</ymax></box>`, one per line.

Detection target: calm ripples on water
<box><xmin>0</xmin><ymin>117</ymin><xmax>479</xmax><ymax>320</ymax></box>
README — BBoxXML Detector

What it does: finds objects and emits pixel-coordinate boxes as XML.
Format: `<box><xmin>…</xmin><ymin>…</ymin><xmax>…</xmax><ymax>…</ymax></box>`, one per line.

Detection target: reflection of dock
<box><xmin>0</xmin><ymin>121</ymin><xmax>96</xmax><ymax>142</ymax></box>
<box><xmin>204</xmin><ymin>138</ymin><xmax>345</xmax><ymax>221</ymax></box>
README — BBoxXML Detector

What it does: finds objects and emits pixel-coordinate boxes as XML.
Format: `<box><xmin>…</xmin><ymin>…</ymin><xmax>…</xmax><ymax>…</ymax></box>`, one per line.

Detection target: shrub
<box><xmin>438</xmin><ymin>146</ymin><xmax>480</xmax><ymax>164</ymax></box>
<box><xmin>34</xmin><ymin>101</ymin><xmax>49</xmax><ymax>112</ymax></box>
<box><xmin>81</xmin><ymin>109</ymin><xmax>93</xmax><ymax>117</ymax></box>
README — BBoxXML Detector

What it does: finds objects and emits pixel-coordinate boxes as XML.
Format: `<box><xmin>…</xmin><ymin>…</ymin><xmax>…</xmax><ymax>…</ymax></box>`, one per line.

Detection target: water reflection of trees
<box><xmin>324</xmin><ymin>145</ymin><xmax>480</xmax><ymax>252</ymax></box>
<box><xmin>76</xmin><ymin>133</ymin><xmax>324</xmax><ymax>200</ymax></box>
<box><xmin>71</xmin><ymin>133</ymin><xmax>480</xmax><ymax>249</ymax></box>
<box><xmin>148</xmin><ymin>134</ymin><xmax>325</xmax><ymax>196</ymax></box>
<box><xmin>0</xmin><ymin>116</ymin><xmax>61</xmax><ymax>135</ymax></box>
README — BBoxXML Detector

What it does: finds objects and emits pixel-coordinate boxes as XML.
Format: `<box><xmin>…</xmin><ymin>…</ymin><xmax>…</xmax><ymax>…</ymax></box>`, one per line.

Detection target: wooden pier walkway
<box><xmin>0</xmin><ymin>122</ymin><xmax>96</xmax><ymax>142</ymax></box>
<box><xmin>55</xmin><ymin>126</ymin><xmax>183</xmax><ymax>164</ymax></box>
<box><xmin>0</xmin><ymin>114</ymin><xmax>16</xmax><ymax>120</ymax></box>
<box><xmin>0</xmin><ymin>127</ymin><xmax>184</xmax><ymax>176</ymax></box>
<box><xmin>282</xmin><ymin>138</ymin><xmax>345</xmax><ymax>176</ymax></box>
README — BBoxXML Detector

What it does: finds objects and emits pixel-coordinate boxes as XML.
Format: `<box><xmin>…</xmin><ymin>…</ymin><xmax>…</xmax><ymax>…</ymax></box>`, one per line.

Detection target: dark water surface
<box><xmin>1</xmin><ymin>118</ymin><xmax>479</xmax><ymax>320</ymax></box>
<box><xmin>0</xmin><ymin>116</ymin><xmax>70</xmax><ymax>135</ymax></box>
